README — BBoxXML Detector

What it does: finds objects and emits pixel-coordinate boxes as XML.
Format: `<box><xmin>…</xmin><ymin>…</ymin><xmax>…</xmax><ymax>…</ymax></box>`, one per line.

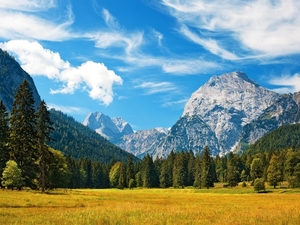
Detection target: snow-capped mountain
<box><xmin>84</xmin><ymin>71</ymin><xmax>300</xmax><ymax>159</ymax></box>
<box><xmin>152</xmin><ymin>71</ymin><xmax>280</xmax><ymax>157</ymax></box>
<box><xmin>83</xmin><ymin>112</ymin><xmax>134</xmax><ymax>141</ymax></box>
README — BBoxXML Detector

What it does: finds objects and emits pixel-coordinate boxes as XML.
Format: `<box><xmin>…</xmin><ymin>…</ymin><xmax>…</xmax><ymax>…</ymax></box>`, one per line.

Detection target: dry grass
<box><xmin>1</xmin><ymin>186</ymin><xmax>300</xmax><ymax>224</ymax></box>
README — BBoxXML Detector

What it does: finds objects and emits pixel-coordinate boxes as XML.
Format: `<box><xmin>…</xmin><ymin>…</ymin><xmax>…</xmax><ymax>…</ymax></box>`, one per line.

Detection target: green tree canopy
<box><xmin>1</xmin><ymin>160</ymin><xmax>24</xmax><ymax>190</ymax></box>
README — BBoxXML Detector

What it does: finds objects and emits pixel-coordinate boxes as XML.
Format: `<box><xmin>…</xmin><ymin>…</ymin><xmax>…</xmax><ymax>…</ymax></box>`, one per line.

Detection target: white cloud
<box><xmin>47</xmin><ymin>104</ymin><xmax>87</xmax><ymax>115</ymax></box>
<box><xmin>0</xmin><ymin>3</ymin><xmax>74</xmax><ymax>41</ymax></box>
<box><xmin>102</xmin><ymin>8</ymin><xmax>121</xmax><ymax>30</ymax></box>
<box><xmin>135</xmin><ymin>81</ymin><xmax>177</xmax><ymax>95</ymax></box>
<box><xmin>269</xmin><ymin>73</ymin><xmax>300</xmax><ymax>93</ymax></box>
<box><xmin>0</xmin><ymin>0</ymin><xmax>56</xmax><ymax>12</ymax></box>
<box><xmin>161</xmin><ymin>98</ymin><xmax>188</xmax><ymax>107</ymax></box>
<box><xmin>161</xmin><ymin>0</ymin><xmax>300</xmax><ymax>59</ymax></box>
<box><xmin>0</xmin><ymin>40</ymin><xmax>123</xmax><ymax>105</ymax></box>
<box><xmin>179</xmin><ymin>25</ymin><xmax>239</xmax><ymax>60</ymax></box>
<box><xmin>162</xmin><ymin>58</ymin><xmax>220</xmax><ymax>74</ymax></box>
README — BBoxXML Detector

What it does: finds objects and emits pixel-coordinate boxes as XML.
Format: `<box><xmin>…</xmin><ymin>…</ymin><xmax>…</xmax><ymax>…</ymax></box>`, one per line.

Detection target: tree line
<box><xmin>1</xmin><ymin>80</ymin><xmax>300</xmax><ymax>191</ymax></box>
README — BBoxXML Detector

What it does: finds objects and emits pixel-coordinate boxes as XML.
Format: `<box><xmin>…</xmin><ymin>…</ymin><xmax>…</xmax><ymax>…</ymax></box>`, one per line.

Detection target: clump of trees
<box><xmin>0</xmin><ymin>80</ymin><xmax>68</xmax><ymax>191</ymax></box>
<box><xmin>2</xmin><ymin>81</ymin><xmax>300</xmax><ymax>191</ymax></box>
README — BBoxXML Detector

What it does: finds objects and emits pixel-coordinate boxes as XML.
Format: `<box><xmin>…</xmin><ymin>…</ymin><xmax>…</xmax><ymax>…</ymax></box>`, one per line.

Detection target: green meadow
<box><xmin>1</xmin><ymin>185</ymin><xmax>300</xmax><ymax>225</ymax></box>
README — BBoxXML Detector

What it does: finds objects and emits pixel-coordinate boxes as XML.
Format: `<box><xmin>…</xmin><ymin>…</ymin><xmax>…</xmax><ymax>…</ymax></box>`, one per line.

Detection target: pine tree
<box><xmin>201</xmin><ymin>146</ymin><xmax>214</xmax><ymax>189</ymax></box>
<box><xmin>172</xmin><ymin>152</ymin><xmax>188</xmax><ymax>188</ymax></box>
<box><xmin>9</xmin><ymin>80</ymin><xmax>38</xmax><ymax>188</ymax></box>
<box><xmin>267</xmin><ymin>154</ymin><xmax>282</xmax><ymax>188</ymax></box>
<box><xmin>187</xmin><ymin>150</ymin><xmax>195</xmax><ymax>186</ymax></box>
<box><xmin>142</xmin><ymin>154</ymin><xmax>158</xmax><ymax>188</ymax></box>
<box><xmin>118</xmin><ymin>162</ymin><xmax>127</xmax><ymax>189</ymax></box>
<box><xmin>126</xmin><ymin>157</ymin><xmax>135</xmax><ymax>186</ymax></box>
<box><xmin>226</xmin><ymin>152</ymin><xmax>240</xmax><ymax>187</ymax></box>
<box><xmin>1</xmin><ymin>160</ymin><xmax>24</xmax><ymax>190</ymax></box>
<box><xmin>0</xmin><ymin>101</ymin><xmax>9</xmax><ymax>180</ymax></box>
<box><xmin>193</xmin><ymin>153</ymin><xmax>202</xmax><ymax>188</ymax></box>
<box><xmin>36</xmin><ymin>100</ymin><xmax>53</xmax><ymax>192</ymax></box>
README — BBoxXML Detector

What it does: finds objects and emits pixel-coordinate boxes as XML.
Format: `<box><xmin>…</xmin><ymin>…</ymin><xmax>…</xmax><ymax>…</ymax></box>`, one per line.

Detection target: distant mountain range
<box><xmin>84</xmin><ymin>71</ymin><xmax>300</xmax><ymax>158</ymax></box>
<box><xmin>0</xmin><ymin>48</ymin><xmax>138</xmax><ymax>163</ymax></box>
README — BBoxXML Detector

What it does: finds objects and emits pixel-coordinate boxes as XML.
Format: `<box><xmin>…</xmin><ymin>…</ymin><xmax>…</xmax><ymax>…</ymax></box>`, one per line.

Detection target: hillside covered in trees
<box><xmin>48</xmin><ymin>109</ymin><xmax>138</xmax><ymax>163</ymax></box>
<box><xmin>243</xmin><ymin>123</ymin><xmax>300</xmax><ymax>155</ymax></box>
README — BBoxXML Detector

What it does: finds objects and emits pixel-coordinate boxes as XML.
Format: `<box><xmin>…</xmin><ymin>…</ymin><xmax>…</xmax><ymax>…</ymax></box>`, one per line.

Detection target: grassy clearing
<box><xmin>1</xmin><ymin>185</ymin><xmax>300</xmax><ymax>225</ymax></box>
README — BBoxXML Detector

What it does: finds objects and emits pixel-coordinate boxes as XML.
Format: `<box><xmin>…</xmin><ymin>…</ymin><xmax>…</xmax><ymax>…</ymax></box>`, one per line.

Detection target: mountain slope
<box><xmin>243</xmin><ymin>123</ymin><xmax>300</xmax><ymax>155</ymax></box>
<box><xmin>115</xmin><ymin>127</ymin><xmax>168</xmax><ymax>159</ymax></box>
<box><xmin>238</xmin><ymin>91</ymin><xmax>300</xmax><ymax>152</ymax></box>
<box><xmin>0</xmin><ymin>49</ymin><xmax>138</xmax><ymax>163</ymax></box>
<box><xmin>48</xmin><ymin>109</ymin><xmax>139</xmax><ymax>163</ymax></box>
<box><xmin>0</xmin><ymin>49</ymin><xmax>41</xmax><ymax>110</ymax></box>
<box><xmin>83</xmin><ymin>112</ymin><xmax>134</xmax><ymax>141</ymax></box>
<box><xmin>152</xmin><ymin>71</ymin><xmax>279</xmax><ymax>157</ymax></box>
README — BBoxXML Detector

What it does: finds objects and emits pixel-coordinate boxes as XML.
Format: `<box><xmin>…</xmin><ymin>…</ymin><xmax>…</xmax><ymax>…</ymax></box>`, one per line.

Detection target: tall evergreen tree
<box><xmin>201</xmin><ymin>146</ymin><xmax>214</xmax><ymax>189</ymax></box>
<box><xmin>172</xmin><ymin>152</ymin><xmax>188</xmax><ymax>188</ymax></box>
<box><xmin>36</xmin><ymin>100</ymin><xmax>53</xmax><ymax>192</ymax></box>
<box><xmin>142</xmin><ymin>154</ymin><xmax>158</xmax><ymax>188</ymax></box>
<box><xmin>187</xmin><ymin>150</ymin><xmax>195</xmax><ymax>186</ymax></box>
<box><xmin>126</xmin><ymin>157</ymin><xmax>135</xmax><ymax>186</ymax></box>
<box><xmin>118</xmin><ymin>162</ymin><xmax>127</xmax><ymax>189</ymax></box>
<box><xmin>0</xmin><ymin>101</ymin><xmax>9</xmax><ymax>181</ymax></box>
<box><xmin>226</xmin><ymin>152</ymin><xmax>240</xmax><ymax>187</ymax></box>
<box><xmin>9</xmin><ymin>80</ymin><xmax>38</xmax><ymax>188</ymax></box>
<box><xmin>193</xmin><ymin>153</ymin><xmax>202</xmax><ymax>188</ymax></box>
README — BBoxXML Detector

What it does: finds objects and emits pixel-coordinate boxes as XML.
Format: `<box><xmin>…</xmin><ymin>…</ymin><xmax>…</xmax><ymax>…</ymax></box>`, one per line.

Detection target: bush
<box><xmin>253</xmin><ymin>178</ymin><xmax>265</xmax><ymax>192</ymax></box>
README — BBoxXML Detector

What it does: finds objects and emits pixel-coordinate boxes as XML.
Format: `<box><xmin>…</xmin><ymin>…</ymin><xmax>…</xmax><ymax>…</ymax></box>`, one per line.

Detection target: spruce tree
<box><xmin>201</xmin><ymin>146</ymin><xmax>214</xmax><ymax>189</ymax></box>
<box><xmin>142</xmin><ymin>154</ymin><xmax>158</xmax><ymax>188</ymax></box>
<box><xmin>126</xmin><ymin>157</ymin><xmax>135</xmax><ymax>186</ymax></box>
<box><xmin>172</xmin><ymin>152</ymin><xmax>188</xmax><ymax>188</ymax></box>
<box><xmin>0</xmin><ymin>101</ymin><xmax>9</xmax><ymax>180</ymax></box>
<box><xmin>9</xmin><ymin>80</ymin><xmax>38</xmax><ymax>188</ymax></box>
<box><xmin>36</xmin><ymin>100</ymin><xmax>53</xmax><ymax>192</ymax></box>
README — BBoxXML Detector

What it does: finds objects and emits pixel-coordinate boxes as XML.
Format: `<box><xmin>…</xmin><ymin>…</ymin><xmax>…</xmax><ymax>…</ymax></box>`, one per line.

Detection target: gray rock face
<box><xmin>0</xmin><ymin>49</ymin><xmax>41</xmax><ymax>111</ymax></box>
<box><xmin>238</xmin><ymin>91</ymin><xmax>300</xmax><ymax>152</ymax></box>
<box><xmin>84</xmin><ymin>71</ymin><xmax>300</xmax><ymax>159</ymax></box>
<box><xmin>115</xmin><ymin>128</ymin><xmax>168</xmax><ymax>159</ymax></box>
<box><xmin>153</xmin><ymin>71</ymin><xmax>279</xmax><ymax>157</ymax></box>
<box><xmin>83</xmin><ymin>112</ymin><xmax>134</xmax><ymax>141</ymax></box>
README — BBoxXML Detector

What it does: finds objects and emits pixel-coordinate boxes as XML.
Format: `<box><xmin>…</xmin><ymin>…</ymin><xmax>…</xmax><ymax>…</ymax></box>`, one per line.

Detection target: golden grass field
<box><xmin>1</xmin><ymin>184</ymin><xmax>300</xmax><ymax>225</ymax></box>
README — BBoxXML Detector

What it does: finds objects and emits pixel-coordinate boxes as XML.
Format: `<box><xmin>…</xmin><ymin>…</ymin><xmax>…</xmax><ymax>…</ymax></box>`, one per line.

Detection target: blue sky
<box><xmin>0</xmin><ymin>0</ymin><xmax>300</xmax><ymax>130</ymax></box>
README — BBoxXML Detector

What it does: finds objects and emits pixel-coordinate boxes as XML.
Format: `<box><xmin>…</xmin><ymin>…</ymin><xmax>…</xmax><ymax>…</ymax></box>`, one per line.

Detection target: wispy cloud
<box><xmin>160</xmin><ymin>0</ymin><xmax>300</xmax><ymax>60</ymax></box>
<box><xmin>0</xmin><ymin>0</ymin><xmax>56</xmax><ymax>12</ymax></box>
<box><xmin>269</xmin><ymin>73</ymin><xmax>300</xmax><ymax>93</ymax></box>
<box><xmin>161</xmin><ymin>98</ymin><xmax>189</xmax><ymax>108</ymax></box>
<box><xmin>135</xmin><ymin>81</ymin><xmax>178</xmax><ymax>95</ymax></box>
<box><xmin>0</xmin><ymin>1</ymin><xmax>74</xmax><ymax>41</ymax></box>
<box><xmin>47</xmin><ymin>103</ymin><xmax>88</xmax><ymax>116</ymax></box>
<box><xmin>0</xmin><ymin>40</ymin><xmax>123</xmax><ymax>105</ymax></box>
<box><xmin>102</xmin><ymin>8</ymin><xmax>121</xmax><ymax>30</ymax></box>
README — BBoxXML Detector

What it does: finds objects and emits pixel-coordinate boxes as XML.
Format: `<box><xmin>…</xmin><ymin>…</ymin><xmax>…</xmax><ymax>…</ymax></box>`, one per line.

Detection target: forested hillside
<box><xmin>48</xmin><ymin>109</ymin><xmax>139</xmax><ymax>163</ymax></box>
<box><xmin>243</xmin><ymin>123</ymin><xmax>300</xmax><ymax>155</ymax></box>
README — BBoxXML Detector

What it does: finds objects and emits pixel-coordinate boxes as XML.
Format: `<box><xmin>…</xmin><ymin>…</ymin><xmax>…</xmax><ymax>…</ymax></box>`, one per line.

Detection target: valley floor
<box><xmin>1</xmin><ymin>185</ymin><xmax>300</xmax><ymax>224</ymax></box>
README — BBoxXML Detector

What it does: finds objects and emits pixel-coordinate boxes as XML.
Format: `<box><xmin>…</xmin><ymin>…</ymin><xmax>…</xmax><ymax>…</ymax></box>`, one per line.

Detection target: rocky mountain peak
<box><xmin>158</xmin><ymin>71</ymin><xmax>280</xmax><ymax>156</ymax></box>
<box><xmin>83</xmin><ymin>112</ymin><xmax>133</xmax><ymax>141</ymax></box>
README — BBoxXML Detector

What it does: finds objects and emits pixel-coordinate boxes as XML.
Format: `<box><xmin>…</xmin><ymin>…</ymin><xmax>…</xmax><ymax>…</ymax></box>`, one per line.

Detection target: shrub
<box><xmin>253</xmin><ymin>178</ymin><xmax>265</xmax><ymax>192</ymax></box>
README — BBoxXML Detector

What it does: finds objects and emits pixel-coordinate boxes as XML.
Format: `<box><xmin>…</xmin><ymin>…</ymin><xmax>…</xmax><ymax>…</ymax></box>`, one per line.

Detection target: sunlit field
<box><xmin>1</xmin><ymin>184</ymin><xmax>300</xmax><ymax>225</ymax></box>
